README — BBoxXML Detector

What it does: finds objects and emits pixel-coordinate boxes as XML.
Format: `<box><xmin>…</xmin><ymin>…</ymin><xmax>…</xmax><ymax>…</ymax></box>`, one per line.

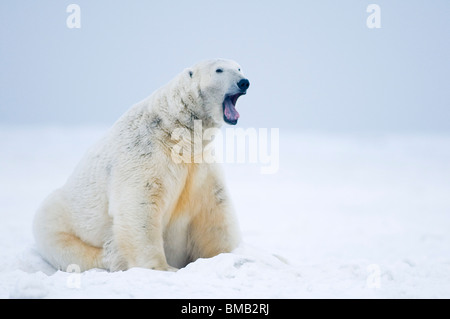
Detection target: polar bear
<box><xmin>33</xmin><ymin>59</ymin><xmax>250</xmax><ymax>272</ymax></box>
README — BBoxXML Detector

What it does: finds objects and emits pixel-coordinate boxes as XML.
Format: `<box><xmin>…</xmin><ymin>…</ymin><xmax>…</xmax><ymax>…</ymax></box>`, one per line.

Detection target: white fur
<box><xmin>33</xmin><ymin>59</ymin><xmax>247</xmax><ymax>271</ymax></box>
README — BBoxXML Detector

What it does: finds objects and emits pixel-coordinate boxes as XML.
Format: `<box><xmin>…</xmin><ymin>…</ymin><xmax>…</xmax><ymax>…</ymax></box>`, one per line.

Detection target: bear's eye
<box><xmin>238</xmin><ymin>68</ymin><xmax>241</xmax><ymax>72</ymax></box>
<box><xmin>216</xmin><ymin>68</ymin><xmax>223</xmax><ymax>73</ymax></box>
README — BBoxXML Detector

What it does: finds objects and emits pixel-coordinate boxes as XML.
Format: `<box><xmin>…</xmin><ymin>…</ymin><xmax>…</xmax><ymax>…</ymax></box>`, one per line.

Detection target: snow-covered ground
<box><xmin>1</xmin><ymin>126</ymin><xmax>449</xmax><ymax>298</ymax></box>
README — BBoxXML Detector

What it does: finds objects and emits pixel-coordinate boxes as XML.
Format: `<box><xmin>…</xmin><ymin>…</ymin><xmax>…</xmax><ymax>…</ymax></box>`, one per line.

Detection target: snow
<box><xmin>1</xmin><ymin>126</ymin><xmax>450</xmax><ymax>299</ymax></box>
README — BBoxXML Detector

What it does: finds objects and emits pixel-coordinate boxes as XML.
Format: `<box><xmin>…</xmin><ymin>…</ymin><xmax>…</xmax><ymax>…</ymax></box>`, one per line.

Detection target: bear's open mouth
<box><xmin>223</xmin><ymin>93</ymin><xmax>244</xmax><ymax>125</ymax></box>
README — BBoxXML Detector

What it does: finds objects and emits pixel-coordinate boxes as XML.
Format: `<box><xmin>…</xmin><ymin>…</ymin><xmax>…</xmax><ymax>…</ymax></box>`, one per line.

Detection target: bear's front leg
<box><xmin>108</xmin><ymin>182</ymin><xmax>174</xmax><ymax>271</ymax></box>
<box><xmin>187</xmin><ymin>177</ymin><xmax>241</xmax><ymax>262</ymax></box>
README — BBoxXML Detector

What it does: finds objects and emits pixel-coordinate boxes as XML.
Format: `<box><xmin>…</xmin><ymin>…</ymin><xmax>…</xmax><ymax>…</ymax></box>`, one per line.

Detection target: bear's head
<box><xmin>186</xmin><ymin>59</ymin><xmax>250</xmax><ymax>126</ymax></box>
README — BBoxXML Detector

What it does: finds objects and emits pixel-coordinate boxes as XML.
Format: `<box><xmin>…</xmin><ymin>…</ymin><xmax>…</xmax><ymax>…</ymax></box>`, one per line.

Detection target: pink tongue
<box><xmin>224</xmin><ymin>98</ymin><xmax>240</xmax><ymax>121</ymax></box>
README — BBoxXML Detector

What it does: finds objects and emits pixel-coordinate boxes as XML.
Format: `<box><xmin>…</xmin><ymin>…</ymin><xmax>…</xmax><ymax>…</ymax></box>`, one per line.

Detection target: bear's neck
<box><xmin>154</xmin><ymin>74</ymin><xmax>220</xmax><ymax>132</ymax></box>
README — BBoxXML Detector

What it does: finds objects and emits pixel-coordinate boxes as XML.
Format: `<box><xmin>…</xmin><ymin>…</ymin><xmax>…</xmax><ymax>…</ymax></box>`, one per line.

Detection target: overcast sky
<box><xmin>1</xmin><ymin>1</ymin><xmax>449</xmax><ymax>133</ymax></box>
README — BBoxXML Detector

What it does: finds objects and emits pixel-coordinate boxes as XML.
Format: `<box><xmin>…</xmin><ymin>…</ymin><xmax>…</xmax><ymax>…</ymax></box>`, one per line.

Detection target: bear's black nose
<box><xmin>237</xmin><ymin>79</ymin><xmax>250</xmax><ymax>91</ymax></box>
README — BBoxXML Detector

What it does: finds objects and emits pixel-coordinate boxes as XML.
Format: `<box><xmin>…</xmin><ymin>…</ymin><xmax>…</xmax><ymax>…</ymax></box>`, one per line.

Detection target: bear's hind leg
<box><xmin>33</xmin><ymin>191</ymin><xmax>104</xmax><ymax>272</ymax></box>
<box><xmin>49</xmin><ymin>231</ymin><xmax>104</xmax><ymax>272</ymax></box>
